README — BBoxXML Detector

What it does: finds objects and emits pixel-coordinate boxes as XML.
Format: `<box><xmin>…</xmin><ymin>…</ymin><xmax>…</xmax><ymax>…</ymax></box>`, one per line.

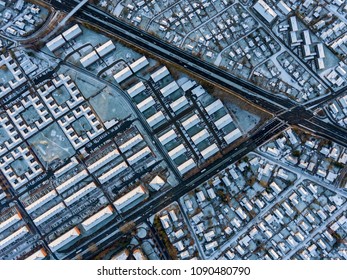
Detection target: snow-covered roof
<box><xmin>178</xmin><ymin>159</ymin><xmax>196</xmax><ymax>174</ymax></box>
<box><xmin>191</xmin><ymin>85</ymin><xmax>205</xmax><ymax>97</ymax></box>
<box><xmin>114</xmin><ymin>66</ymin><xmax>132</xmax><ymax>83</ymax></box>
<box><xmin>133</xmin><ymin>249</ymin><xmax>147</xmax><ymax>260</ymax></box>
<box><xmin>181</xmin><ymin>114</ymin><xmax>200</xmax><ymax>130</ymax></box>
<box><xmin>80</xmin><ymin>51</ymin><xmax>98</xmax><ymax>68</ymax></box>
<box><xmin>81</xmin><ymin>205</ymin><xmax>113</xmax><ymax>231</ymax></box>
<box><xmin>160</xmin><ymin>81</ymin><xmax>179</xmax><ymax>97</ymax></box>
<box><xmin>33</xmin><ymin>202</ymin><xmax>65</xmax><ymax>226</ymax></box>
<box><xmin>98</xmin><ymin>161</ymin><xmax>128</xmax><ymax>184</ymax></box>
<box><xmin>48</xmin><ymin>227</ymin><xmax>80</xmax><ymax>252</ymax></box>
<box><xmin>96</xmin><ymin>40</ymin><xmax>115</xmax><ymax>57</ymax></box>
<box><xmin>147</xmin><ymin>111</ymin><xmax>165</xmax><ymax>127</ymax></box>
<box><xmin>253</xmin><ymin>0</ymin><xmax>278</xmax><ymax>23</ymax></box>
<box><xmin>25</xmin><ymin>190</ymin><xmax>57</xmax><ymax>214</ymax></box>
<box><xmin>205</xmin><ymin>100</ymin><xmax>223</xmax><ymax>115</ymax></box>
<box><xmin>127</xmin><ymin>81</ymin><xmax>146</xmax><ymax>98</ymax></box>
<box><xmin>127</xmin><ymin>147</ymin><xmax>151</xmax><ymax>165</ymax></box>
<box><xmin>46</xmin><ymin>35</ymin><xmax>65</xmax><ymax>52</ymax></box>
<box><xmin>119</xmin><ymin>134</ymin><xmax>143</xmax><ymax>153</ymax></box>
<box><xmin>137</xmin><ymin>96</ymin><xmax>155</xmax><ymax>112</ymax></box>
<box><xmin>214</xmin><ymin>114</ymin><xmax>233</xmax><ymax>130</ymax></box>
<box><xmin>129</xmin><ymin>56</ymin><xmax>149</xmax><ymax>73</ymax></box>
<box><xmin>64</xmin><ymin>183</ymin><xmax>97</xmax><ymax>206</ymax></box>
<box><xmin>201</xmin><ymin>143</ymin><xmax>219</xmax><ymax>159</ymax></box>
<box><xmin>277</xmin><ymin>1</ymin><xmax>291</xmax><ymax>15</ymax></box>
<box><xmin>191</xmin><ymin>129</ymin><xmax>209</xmax><ymax>145</ymax></box>
<box><xmin>0</xmin><ymin>213</ymin><xmax>21</xmax><ymax>234</ymax></box>
<box><xmin>159</xmin><ymin>129</ymin><xmax>177</xmax><ymax>146</ymax></box>
<box><xmin>290</xmin><ymin>16</ymin><xmax>298</xmax><ymax>32</ymax></box>
<box><xmin>181</xmin><ymin>80</ymin><xmax>196</xmax><ymax>92</ymax></box>
<box><xmin>25</xmin><ymin>248</ymin><xmax>47</xmax><ymax>260</ymax></box>
<box><xmin>170</xmin><ymin>96</ymin><xmax>188</xmax><ymax>112</ymax></box>
<box><xmin>168</xmin><ymin>144</ymin><xmax>186</xmax><ymax>160</ymax></box>
<box><xmin>113</xmin><ymin>185</ymin><xmax>147</xmax><ymax>212</ymax></box>
<box><xmin>223</xmin><ymin>128</ymin><xmax>242</xmax><ymax>144</ymax></box>
<box><xmin>111</xmin><ymin>249</ymin><xmax>129</xmax><ymax>260</ymax></box>
<box><xmin>87</xmin><ymin>150</ymin><xmax>119</xmax><ymax>173</ymax></box>
<box><xmin>0</xmin><ymin>226</ymin><xmax>29</xmax><ymax>251</ymax></box>
<box><xmin>160</xmin><ymin>215</ymin><xmax>170</xmax><ymax>229</ymax></box>
<box><xmin>56</xmin><ymin>170</ymin><xmax>88</xmax><ymax>194</ymax></box>
<box><xmin>150</xmin><ymin>66</ymin><xmax>169</xmax><ymax>83</ymax></box>
<box><xmin>149</xmin><ymin>175</ymin><xmax>165</xmax><ymax>191</ymax></box>
<box><xmin>62</xmin><ymin>24</ymin><xmax>82</xmax><ymax>41</ymax></box>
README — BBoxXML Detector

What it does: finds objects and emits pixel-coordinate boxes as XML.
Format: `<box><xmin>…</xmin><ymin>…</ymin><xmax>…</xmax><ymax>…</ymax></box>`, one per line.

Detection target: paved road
<box><xmin>304</xmin><ymin>86</ymin><xmax>347</xmax><ymax>110</ymax></box>
<box><xmin>48</xmin><ymin>0</ymin><xmax>293</xmax><ymax>113</ymax></box>
<box><xmin>28</xmin><ymin>0</ymin><xmax>347</xmax><ymax>259</ymax></box>
<box><xmin>209</xmin><ymin>178</ymin><xmax>302</xmax><ymax>260</ymax></box>
<box><xmin>61</xmin><ymin>120</ymin><xmax>287</xmax><ymax>259</ymax></box>
<box><xmin>39</xmin><ymin>0</ymin><xmax>347</xmax><ymax>149</ymax></box>
<box><xmin>283</xmin><ymin>204</ymin><xmax>347</xmax><ymax>260</ymax></box>
<box><xmin>280</xmin><ymin>106</ymin><xmax>347</xmax><ymax>147</ymax></box>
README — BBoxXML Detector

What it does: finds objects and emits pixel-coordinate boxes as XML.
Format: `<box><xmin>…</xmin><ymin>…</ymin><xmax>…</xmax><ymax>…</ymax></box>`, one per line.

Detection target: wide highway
<box><xmin>33</xmin><ymin>0</ymin><xmax>347</xmax><ymax>259</ymax></box>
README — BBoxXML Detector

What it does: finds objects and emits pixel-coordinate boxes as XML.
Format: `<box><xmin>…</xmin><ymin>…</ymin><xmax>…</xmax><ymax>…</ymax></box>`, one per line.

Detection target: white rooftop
<box><xmin>98</xmin><ymin>161</ymin><xmax>128</xmax><ymax>184</ymax></box>
<box><xmin>25</xmin><ymin>190</ymin><xmax>57</xmax><ymax>214</ymax></box>
<box><xmin>46</xmin><ymin>35</ymin><xmax>65</xmax><ymax>52</ymax></box>
<box><xmin>113</xmin><ymin>185</ymin><xmax>147</xmax><ymax>212</ymax></box>
<box><xmin>80</xmin><ymin>51</ymin><xmax>98</xmax><ymax>68</ymax></box>
<box><xmin>25</xmin><ymin>248</ymin><xmax>47</xmax><ymax>260</ymax></box>
<box><xmin>151</xmin><ymin>66</ymin><xmax>169</xmax><ymax>83</ymax></box>
<box><xmin>253</xmin><ymin>0</ymin><xmax>278</xmax><ymax>23</ymax></box>
<box><xmin>81</xmin><ymin>205</ymin><xmax>113</xmax><ymax>231</ymax></box>
<box><xmin>147</xmin><ymin>111</ymin><xmax>165</xmax><ymax>127</ymax></box>
<box><xmin>149</xmin><ymin>175</ymin><xmax>165</xmax><ymax>191</ymax></box>
<box><xmin>0</xmin><ymin>213</ymin><xmax>22</xmax><ymax>234</ymax></box>
<box><xmin>127</xmin><ymin>147</ymin><xmax>151</xmax><ymax>165</ymax></box>
<box><xmin>160</xmin><ymin>81</ymin><xmax>179</xmax><ymax>97</ymax></box>
<box><xmin>129</xmin><ymin>56</ymin><xmax>149</xmax><ymax>73</ymax></box>
<box><xmin>114</xmin><ymin>66</ymin><xmax>132</xmax><ymax>83</ymax></box>
<box><xmin>191</xmin><ymin>85</ymin><xmax>205</xmax><ymax>97</ymax></box>
<box><xmin>64</xmin><ymin>183</ymin><xmax>96</xmax><ymax>206</ymax></box>
<box><xmin>0</xmin><ymin>226</ymin><xmax>29</xmax><ymax>251</ymax></box>
<box><xmin>56</xmin><ymin>170</ymin><xmax>88</xmax><ymax>194</ymax></box>
<box><xmin>87</xmin><ymin>150</ymin><xmax>119</xmax><ymax>173</ymax></box>
<box><xmin>96</xmin><ymin>40</ymin><xmax>115</xmax><ymax>57</ymax></box>
<box><xmin>119</xmin><ymin>134</ymin><xmax>143</xmax><ymax>153</ymax></box>
<box><xmin>170</xmin><ymin>96</ymin><xmax>188</xmax><ymax>112</ymax></box>
<box><xmin>168</xmin><ymin>144</ymin><xmax>186</xmax><ymax>160</ymax></box>
<box><xmin>137</xmin><ymin>96</ymin><xmax>155</xmax><ymax>112</ymax></box>
<box><xmin>205</xmin><ymin>100</ymin><xmax>223</xmax><ymax>115</ymax></box>
<box><xmin>48</xmin><ymin>227</ymin><xmax>80</xmax><ymax>252</ymax></box>
<box><xmin>214</xmin><ymin>114</ymin><xmax>233</xmax><ymax>130</ymax></box>
<box><xmin>159</xmin><ymin>129</ymin><xmax>177</xmax><ymax>146</ymax></box>
<box><xmin>33</xmin><ymin>202</ymin><xmax>65</xmax><ymax>226</ymax></box>
<box><xmin>181</xmin><ymin>114</ymin><xmax>200</xmax><ymax>130</ymax></box>
<box><xmin>201</xmin><ymin>143</ymin><xmax>219</xmax><ymax>159</ymax></box>
<box><xmin>224</xmin><ymin>128</ymin><xmax>242</xmax><ymax>144</ymax></box>
<box><xmin>62</xmin><ymin>24</ymin><xmax>82</xmax><ymax>41</ymax></box>
<box><xmin>191</xmin><ymin>129</ymin><xmax>209</xmax><ymax>145</ymax></box>
<box><xmin>127</xmin><ymin>81</ymin><xmax>146</xmax><ymax>98</ymax></box>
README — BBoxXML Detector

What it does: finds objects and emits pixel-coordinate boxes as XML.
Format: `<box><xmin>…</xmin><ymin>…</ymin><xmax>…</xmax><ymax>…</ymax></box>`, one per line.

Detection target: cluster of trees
<box><xmin>216</xmin><ymin>189</ymin><xmax>231</xmax><ymax>203</ymax></box>
<box><xmin>291</xmin><ymin>150</ymin><xmax>301</xmax><ymax>157</ymax></box>
<box><xmin>333</xmin><ymin>161</ymin><xmax>344</xmax><ymax>169</ymax></box>
<box><xmin>153</xmin><ymin>215</ymin><xmax>178</xmax><ymax>260</ymax></box>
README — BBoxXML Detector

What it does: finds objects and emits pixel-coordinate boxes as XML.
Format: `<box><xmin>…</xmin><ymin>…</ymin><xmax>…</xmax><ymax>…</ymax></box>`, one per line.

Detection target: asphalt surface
<box><xmin>62</xmin><ymin>119</ymin><xmax>287</xmax><ymax>260</ymax></box>
<box><xmin>280</xmin><ymin>106</ymin><xmax>347</xmax><ymax>147</ymax></box>
<box><xmin>72</xmin><ymin>0</ymin><xmax>347</xmax><ymax>146</ymax></box>
<box><xmin>31</xmin><ymin>0</ymin><xmax>347</xmax><ymax>259</ymax></box>
<box><xmin>49</xmin><ymin>0</ymin><xmax>293</xmax><ymax>114</ymax></box>
<box><xmin>42</xmin><ymin>1</ymin><xmax>347</xmax><ymax>147</ymax></box>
